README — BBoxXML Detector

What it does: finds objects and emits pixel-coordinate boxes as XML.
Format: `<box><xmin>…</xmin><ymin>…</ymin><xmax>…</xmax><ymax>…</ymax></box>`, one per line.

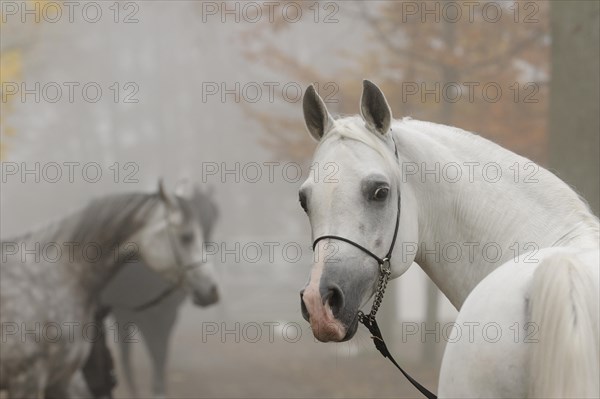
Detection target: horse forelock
<box><xmin>316</xmin><ymin>115</ymin><xmax>401</xmax><ymax>180</ymax></box>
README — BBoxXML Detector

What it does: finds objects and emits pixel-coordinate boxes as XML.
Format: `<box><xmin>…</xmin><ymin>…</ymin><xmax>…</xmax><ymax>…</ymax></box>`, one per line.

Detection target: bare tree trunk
<box><xmin>549</xmin><ymin>1</ymin><xmax>600</xmax><ymax>215</ymax></box>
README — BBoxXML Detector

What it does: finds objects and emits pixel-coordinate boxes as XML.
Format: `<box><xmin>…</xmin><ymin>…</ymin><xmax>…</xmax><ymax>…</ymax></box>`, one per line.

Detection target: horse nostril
<box><xmin>300</xmin><ymin>290</ymin><xmax>310</xmax><ymax>322</ymax></box>
<box><xmin>322</xmin><ymin>285</ymin><xmax>344</xmax><ymax>317</ymax></box>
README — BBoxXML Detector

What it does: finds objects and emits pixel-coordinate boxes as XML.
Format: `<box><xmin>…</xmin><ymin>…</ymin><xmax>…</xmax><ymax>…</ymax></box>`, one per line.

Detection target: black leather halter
<box><xmin>310</xmin><ymin>136</ymin><xmax>437</xmax><ymax>399</ymax></box>
<box><xmin>312</xmin><ymin>191</ymin><xmax>401</xmax><ymax>276</ymax></box>
<box><xmin>312</xmin><ymin>137</ymin><xmax>401</xmax><ymax>276</ymax></box>
<box><xmin>114</xmin><ymin>202</ymin><xmax>204</xmax><ymax>313</ymax></box>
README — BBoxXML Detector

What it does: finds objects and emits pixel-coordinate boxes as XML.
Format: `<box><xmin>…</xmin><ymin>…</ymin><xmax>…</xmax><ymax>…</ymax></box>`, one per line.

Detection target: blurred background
<box><xmin>1</xmin><ymin>1</ymin><xmax>598</xmax><ymax>398</ymax></box>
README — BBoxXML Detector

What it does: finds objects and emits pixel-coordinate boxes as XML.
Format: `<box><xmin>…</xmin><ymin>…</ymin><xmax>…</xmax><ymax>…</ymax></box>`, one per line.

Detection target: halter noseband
<box><xmin>311</xmin><ymin>191</ymin><xmax>401</xmax><ymax>280</ymax></box>
<box><xmin>311</xmin><ymin>191</ymin><xmax>400</xmax><ymax>323</ymax></box>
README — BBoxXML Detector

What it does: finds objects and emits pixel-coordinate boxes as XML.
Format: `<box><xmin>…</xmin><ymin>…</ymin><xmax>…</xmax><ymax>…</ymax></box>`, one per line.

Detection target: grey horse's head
<box><xmin>174</xmin><ymin>181</ymin><xmax>220</xmax><ymax>307</ymax></box>
<box><xmin>128</xmin><ymin>180</ymin><xmax>220</xmax><ymax>307</ymax></box>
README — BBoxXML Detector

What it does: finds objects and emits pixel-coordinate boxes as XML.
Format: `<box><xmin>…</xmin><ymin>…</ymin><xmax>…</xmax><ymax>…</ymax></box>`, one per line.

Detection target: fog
<box><xmin>1</xmin><ymin>1</ymin><xmax>598</xmax><ymax>398</ymax></box>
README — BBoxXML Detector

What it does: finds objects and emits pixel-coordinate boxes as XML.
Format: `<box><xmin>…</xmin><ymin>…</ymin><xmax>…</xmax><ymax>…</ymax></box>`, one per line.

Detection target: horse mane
<box><xmin>65</xmin><ymin>192</ymin><xmax>161</xmax><ymax>250</ymax></box>
<box><xmin>318</xmin><ymin>115</ymin><xmax>599</xmax><ymax>248</ymax></box>
<box><xmin>1</xmin><ymin>192</ymin><xmax>162</xmax><ymax>250</ymax></box>
<box><xmin>397</xmin><ymin>118</ymin><xmax>600</xmax><ymax>247</ymax></box>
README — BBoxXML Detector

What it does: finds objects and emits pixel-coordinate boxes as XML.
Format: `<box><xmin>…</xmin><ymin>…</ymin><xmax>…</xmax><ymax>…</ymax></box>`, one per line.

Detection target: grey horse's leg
<box><xmin>113</xmin><ymin>309</ymin><xmax>139</xmax><ymax>398</ymax></box>
<box><xmin>136</xmin><ymin>307</ymin><xmax>179</xmax><ymax>399</ymax></box>
<box><xmin>119</xmin><ymin>331</ymin><xmax>138</xmax><ymax>397</ymax></box>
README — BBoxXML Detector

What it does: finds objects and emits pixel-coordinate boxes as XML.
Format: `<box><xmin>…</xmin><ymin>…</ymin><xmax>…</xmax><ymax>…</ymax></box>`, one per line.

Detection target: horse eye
<box><xmin>372</xmin><ymin>187</ymin><xmax>389</xmax><ymax>201</ymax></box>
<box><xmin>299</xmin><ymin>192</ymin><xmax>308</xmax><ymax>213</ymax></box>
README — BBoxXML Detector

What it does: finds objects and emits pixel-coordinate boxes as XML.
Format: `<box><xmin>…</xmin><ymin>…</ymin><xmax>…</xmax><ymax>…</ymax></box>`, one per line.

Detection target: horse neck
<box><xmin>394</xmin><ymin>119</ymin><xmax>599</xmax><ymax>309</ymax></box>
<box><xmin>35</xmin><ymin>193</ymin><xmax>160</xmax><ymax>301</ymax></box>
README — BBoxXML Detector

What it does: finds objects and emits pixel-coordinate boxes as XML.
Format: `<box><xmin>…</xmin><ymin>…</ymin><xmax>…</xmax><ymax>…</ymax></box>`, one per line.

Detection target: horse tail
<box><xmin>529</xmin><ymin>252</ymin><xmax>599</xmax><ymax>398</ymax></box>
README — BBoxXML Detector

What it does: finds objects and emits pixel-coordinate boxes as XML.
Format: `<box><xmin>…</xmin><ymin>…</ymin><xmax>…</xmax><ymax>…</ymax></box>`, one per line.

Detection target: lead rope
<box><xmin>358</xmin><ymin>265</ymin><xmax>437</xmax><ymax>399</ymax></box>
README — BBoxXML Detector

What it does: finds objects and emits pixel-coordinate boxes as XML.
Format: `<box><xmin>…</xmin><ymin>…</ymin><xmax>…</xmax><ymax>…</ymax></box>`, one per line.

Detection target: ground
<box><xmin>110</xmin><ymin>263</ymin><xmax>443</xmax><ymax>398</ymax></box>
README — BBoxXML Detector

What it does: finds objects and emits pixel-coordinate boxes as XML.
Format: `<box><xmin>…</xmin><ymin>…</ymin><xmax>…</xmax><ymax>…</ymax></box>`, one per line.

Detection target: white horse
<box><xmin>0</xmin><ymin>181</ymin><xmax>217</xmax><ymax>399</ymax></box>
<box><xmin>299</xmin><ymin>80</ymin><xmax>599</xmax><ymax>398</ymax></box>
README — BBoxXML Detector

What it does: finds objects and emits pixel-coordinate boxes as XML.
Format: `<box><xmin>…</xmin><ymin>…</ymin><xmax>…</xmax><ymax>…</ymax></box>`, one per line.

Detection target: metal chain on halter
<box><xmin>358</xmin><ymin>258</ymin><xmax>392</xmax><ymax>323</ymax></box>
<box><xmin>356</xmin><ymin>257</ymin><xmax>438</xmax><ymax>399</ymax></box>
<box><xmin>371</xmin><ymin>259</ymin><xmax>392</xmax><ymax>318</ymax></box>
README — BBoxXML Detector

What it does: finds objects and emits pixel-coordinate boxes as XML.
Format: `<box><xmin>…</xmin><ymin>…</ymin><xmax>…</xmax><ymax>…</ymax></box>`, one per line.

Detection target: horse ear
<box><xmin>174</xmin><ymin>178</ymin><xmax>193</xmax><ymax>199</ymax></box>
<box><xmin>303</xmin><ymin>84</ymin><xmax>334</xmax><ymax>141</ymax></box>
<box><xmin>158</xmin><ymin>178</ymin><xmax>176</xmax><ymax>208</ymax></box>
<box><xmin>360</xmin><ymin>80</ymin><xmax>392</xmax><ymax>135</ymax></box>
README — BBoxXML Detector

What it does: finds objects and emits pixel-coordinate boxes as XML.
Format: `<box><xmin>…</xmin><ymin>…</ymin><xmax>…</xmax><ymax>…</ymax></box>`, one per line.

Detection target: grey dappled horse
<box><xmin>99</xmin><ymin>186</ymin><xmax>219</xmax><ymax>398</ymax></box>
<box><xmin>0</xmin><ymin>182</ymin><xmax>215</xmax><ymax>399</ymax></box>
